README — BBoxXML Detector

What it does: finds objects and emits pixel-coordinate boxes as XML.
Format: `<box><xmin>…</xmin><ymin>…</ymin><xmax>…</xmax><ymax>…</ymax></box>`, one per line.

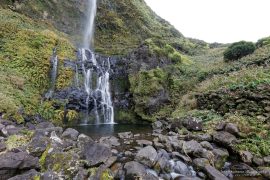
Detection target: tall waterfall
<box><xmin>77</xmin><ymin>0</ymin><xmax>114</xmax><ymax>124</ymax></box>
<box><xmin>83</xmin><ymin>0</ymin><xmax>97</xmax><ymax>49</ymax></box>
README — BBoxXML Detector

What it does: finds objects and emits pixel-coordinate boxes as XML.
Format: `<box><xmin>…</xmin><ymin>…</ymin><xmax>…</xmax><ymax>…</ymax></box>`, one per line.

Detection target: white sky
<box><xmin>145</xmin><ymin>0</ymin><xmax>270</xmax><ymax>43</ymax></box>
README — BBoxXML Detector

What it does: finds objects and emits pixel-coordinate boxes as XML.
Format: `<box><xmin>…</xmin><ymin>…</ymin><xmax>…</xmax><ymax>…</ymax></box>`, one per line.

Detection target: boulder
<box><xmin>152</xmin><ymin>121</ymin><xmax>163</xmax><ymax>130</ymax></box>
<box><xmin>0</xmin><ymin>152</ymin><xmax>39</xmax><ymax>170</ymax></box>
<box><xmin>183</xmin><ymin>117</ymin><xmax>203</xmax><ymax>131</ymax></box>
<box><xmin>27</xmin><ymin>136</ymin><xmax>50</xmax><ymax>157</ymax></box>
<box><xmin>239</xmin><ymin>151</ymin><xmax>253</xmax><ymax>164</ymax></box>
<box><xmin>99</xmin><ymin>136</ymin><xmax>120</xmax><ymax>147</ymax></box>
<box><xmin>194</xmin><ymin>134</ymin><xmax>212</xmax><ymax>142</ymax></box>
<box><xmin>154</xmin><ymin>156</ymin><xmax>169</xmax><ymax>173</ymax></box>
<box><xmin>0</xmin><ymin>152</ymin><xmax>39</xmax><ymax>179</ymax></box>
<box><xmin>80</xmin><ymin>141</ymin><xmax>112</xmax><ymax>167</ymax></box>
<box><xmin>193</xmin><ymin>148</ymin><xmax>214</xmax><ymax>160</ymax></box>
<box><xmin>172</xmin><ymin>152</ymin><xmax>192</xmax><ymax>164</ymax></box>
<box><xmin>135</xmin><ymin>146</ymin><xmax>158</xmax><ymax>167</ymax></box>
<box><xmin>213</xmin><ymin>131</ymin><xmax>236</xmax><ymax>147</ymax></box>
<box><xmin>118</xmin><ymin>132</ymin><xmax>133</xmax><ymax>139</ymax></box>
<box><xmin>193</xmin><ymin>158</ymin><xmax>210</xmax><ymax>170</ymax></box>
<box><xmin>153</xmin><ymin>138</ymin><xmax>164</xmax><ymax>149</ymax></box>
<box><xmin>124</xmin><ymin>161</ymin><xmax>147</xmax><ymax>179</ymax></box>
<box><xmin>1</xmin><ymin>125</ymin><xmax>21</xmax><ymax>137</ymax></box>
<box><xmin>212</xmin><ymin>149</ymin><xmax>229</xmax><ymax>170</ymax></box>
<box><xmin>200</xmin><ymin>141</ymin><xmax>213</xmax><ymax>150</ymax></box>
<box><xmin>173</xmin><ymin>160</ymin><xmax>190</xmax><ymax>175</ymax></box>
<box><xmin>263</xmin><ymin>156</ymin><xmax>270</xmax><ymax>165</ymax></box>
<box><xmin>0</xmin><ymin>141</ymin><xmax>6</xmax><ymax>152</ymax></box>
<box><xmin>230</xmin><ymin>163</ymin><xmax>259</xmax><ymax>177</ymax></box>
<box><xmin>41</xmin><ymin>171</ymin><xmax>60</xmax><ymax>179</ymax></box>
<box><xmin>215</xmin><ymin>122</ymin><xmax>226</xmax><ymax>131</ymax></box>
<box><xmin>182</xmin><ymin>140</ymin><xmax>203</xmax><ymax>155</ymax></box>
<box><xmin>62</xmin><ymin>128</ymin><xmax>79</xmax><ymax>141</ymax></box>
<box><xmin>136</xmin><ymin>140</ymin><xmax>153</xmax><ymax>147</ymax></box>
<box><xmin>36</xmin><ymin>122</ymin><xmax>54</xmax><ymax>129</ymax></box>
<box><xmin>8</xmin><ymin>169</ymin><xmax>39</xmax><ymax>180</ymax></box>
<box><xmin>258</xmin><ymin>167</ymin><xmax>270</xmax><ymax>179</ymax></box>
<box><xmin>252</xmin><ymin>157</ymin><xmax>264</xmax><ymax>166</ymax></box>
<box><xmin>204</xmin><ymin>165</ymin><xmax>229</xmax><ymax>180</ymax></box>
<box><xmin>224</xmin><ymin>123</ymin><xmax>239</xmax><ymax>136</ymax></box>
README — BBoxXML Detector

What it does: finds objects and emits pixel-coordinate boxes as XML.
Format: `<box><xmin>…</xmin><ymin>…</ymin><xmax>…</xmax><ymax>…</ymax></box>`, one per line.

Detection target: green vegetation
<box><xmin>145</xmin><ymin>39</ymin><xmax>192</xmax><ymax>64</ymax></box>
<box><xmin>129</xmin><ymin>68</ymin><xmax>168</xmax><ymax>121</ymax></box>
<box><xmin>196</xmin><ymin>67</ymin><xmax>270</xmax><ymax>93</ymax></box>
<box><xmin>96</xmin><ymin>0</ymin><xmax>199</xmax><ymax>55</ymax></box>
<box><xmin>256</xmin><ymin>36</ymin><xmax>270</xmax><ymax>47</ymax></box>
<box><xmin>0</xmin><ymin>8</ymin><xmax>75</xmax><ymax>123</ymax></box>
<box><xmin>39</xmin><ymin>144</ymin><xmax>51</xmax><ymax>172</ymax></box>
<box><xmin>223</xmin><ymin>41</ymin><xmax>255</xmax><ymax>61</ymax></box>
<box><xmin>6</xmin><ymin>133</ymin><xmax>33</xmax><ymax>150</ymax></box>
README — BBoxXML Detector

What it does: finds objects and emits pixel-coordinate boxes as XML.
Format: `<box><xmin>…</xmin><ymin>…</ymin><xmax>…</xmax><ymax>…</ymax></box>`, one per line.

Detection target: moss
<box><xmin>39</xmin><ymin>144</ymin><xmax>51</xmax><ymax>172</ymax></box>
<box><xmin>33</xmin><ymin>175</ymin><xmax>41</xmax><ymax>180</ymax></box>
<box><xmin>6</xmin><ymin>134</ymin><xmax>32</xmax><ymax>150</ymax></box>
<box><xmin>49</xmin><ymin>152</ymin><xmax>74</xmax><ymax>174</ymax></box>
<box><xmin>115</xmin><ymin>109</ymin><xmax>138</xmax><ymax>123</ymax></box>
<box><xmin>129</xmin><ymin>68</ymin><xmax>168</xmax><ymax>121</ymax></box>
<box><xmin>101</xmin><ymin>169</ymin><xmax>113</xmax><ymax>180</ymax></box>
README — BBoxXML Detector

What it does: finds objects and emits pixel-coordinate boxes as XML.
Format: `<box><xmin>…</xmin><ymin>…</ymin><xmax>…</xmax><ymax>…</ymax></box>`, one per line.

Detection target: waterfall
<box><xmin>78</xmin><ymin>48</ymin><xmax>114</xmax><ymax>124</ymax></box>
<box><xmin>76</xmin><ymin>0</ymin><xmax>114</xmax><ymax>124</ymax></box>
<box><xmin>45</xmin><ymin>48</ymin><xmax>58</xmax><ymax>99</ymax></box>
<box><xmin>83</xmin><ymin>0</ymin><xmax>97</xmax><ymax>49</ymax></box>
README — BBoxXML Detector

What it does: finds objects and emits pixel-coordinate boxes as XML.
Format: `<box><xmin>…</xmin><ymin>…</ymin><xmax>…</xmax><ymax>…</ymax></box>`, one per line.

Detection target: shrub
<box><xmin>223</xmin><ymin>41</ymin><xmax>255</xmax><ymax>61</ymax></box>
<box><xmin>256</xmin><ymin>36</ymin><xmax>270</xmax><ymax>48</ymax></box>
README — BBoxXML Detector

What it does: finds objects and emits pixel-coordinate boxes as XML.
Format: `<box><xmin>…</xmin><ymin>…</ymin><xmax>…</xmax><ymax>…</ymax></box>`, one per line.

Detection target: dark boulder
<box><xmin>0</xmin><ymin>152</ymin><xmax>39</xmax><ymax>179</ymax></box>
<box><xmin>8</xmin><ymin>169</ymin><xmax>39</xmax><ymax>180</ymax></box>
<box><xmin>224</xmin><ymin>123</ymin><xmax>240</xmax><ymax>136</ymax></box>
<box><xmin>61</xmin><ymin>128</ymin><xmax>79</xmax><ymax>141</ymax></box>
<box><xmin>135</xmin><ymin>146</ymin><xmax>158</xmax><ymax>167</ymax></box>
<box><xmin>183</xmin><ymin>117</ymin><xmax>203</xmax><ymax>131</ymax></box>
<box><xmin>213</xmin><ymin>131</ymin><xmax>237</xmax><ymax>147</ymax></box>
<box><xmin>204</xmin><ymin>165</ymin><xmax>229</xmax><ymax>180</ymax></box>
<box><xmin>80</xmin><ymin>141</ymin><xmax>112</xmax><ymax>167</ymax></box>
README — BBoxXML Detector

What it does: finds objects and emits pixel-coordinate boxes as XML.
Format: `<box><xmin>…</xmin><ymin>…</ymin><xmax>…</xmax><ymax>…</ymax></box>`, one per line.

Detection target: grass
<box><xmin>196</xmin><ymin>66</ymin><xmax>270</xmax><ymax>93</ymax></box>
<box><xmin>0</xmin><ymin>8</ymin><xmax>75</xmax><ymax>123</ymax></box>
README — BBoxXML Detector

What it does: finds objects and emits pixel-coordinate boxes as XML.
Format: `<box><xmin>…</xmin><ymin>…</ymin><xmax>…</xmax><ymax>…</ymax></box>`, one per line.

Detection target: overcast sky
<box><xmin>145</xmin><ymin>0</ymin><xmax>270</xmax><ymax>43</ymax></box>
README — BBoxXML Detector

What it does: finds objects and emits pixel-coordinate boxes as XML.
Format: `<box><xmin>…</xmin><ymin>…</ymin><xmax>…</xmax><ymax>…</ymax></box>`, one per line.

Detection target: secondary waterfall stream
<box><xmin>45</xmin><ymin>48</ymin><xmax>58</xmax><ymax>99</ymax></box>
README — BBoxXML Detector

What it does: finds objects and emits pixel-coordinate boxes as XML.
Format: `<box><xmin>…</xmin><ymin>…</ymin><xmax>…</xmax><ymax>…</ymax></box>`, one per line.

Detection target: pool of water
<box><xmin>71</xmin><ymin>123</ymin><xmax>152</xmax><ymax>139</ymax></box>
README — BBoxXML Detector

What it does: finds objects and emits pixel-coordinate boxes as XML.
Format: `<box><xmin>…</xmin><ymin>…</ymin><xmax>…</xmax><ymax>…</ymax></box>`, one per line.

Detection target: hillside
<box><xmin>0</xmin><ymin>0</ymin><xmax>270</xmax><ymax>179</ymax></box>
<box><xmin>0</xmin><ymin>0</ymin><xmax>207</xmax><ymax>55</ymax></box>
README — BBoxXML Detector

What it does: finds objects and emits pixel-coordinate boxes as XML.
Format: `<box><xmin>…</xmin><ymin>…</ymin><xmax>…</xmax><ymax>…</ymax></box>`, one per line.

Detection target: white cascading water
<box><xmin>83</xmin><ymin>0</ymin><xmax>97</xmax><ymax>49</ymax></box>
<box><xmin>78</xmin><ymin>0</ymin><xmax>114</xmax><ymax>124</ymax></box>
<box><xmin>45</xmin><ymin>48</ymin><xmax>58</xmax><ymax>99</ymax></box>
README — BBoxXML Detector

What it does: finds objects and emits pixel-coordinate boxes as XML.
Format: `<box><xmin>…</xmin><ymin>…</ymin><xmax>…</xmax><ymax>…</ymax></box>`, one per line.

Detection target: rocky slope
<box><xmin>0</xmin><ymin>117</ymin><xmax>269</xmax><ymax>179</ymax></box>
